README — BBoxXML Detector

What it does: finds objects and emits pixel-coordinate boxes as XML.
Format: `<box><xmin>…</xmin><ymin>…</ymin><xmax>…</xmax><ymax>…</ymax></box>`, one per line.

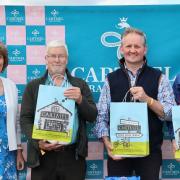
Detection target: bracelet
<box><xmin>148</xmin><ymin>97</ymin><xmax>154</xmax><ymax>106</ymax></box>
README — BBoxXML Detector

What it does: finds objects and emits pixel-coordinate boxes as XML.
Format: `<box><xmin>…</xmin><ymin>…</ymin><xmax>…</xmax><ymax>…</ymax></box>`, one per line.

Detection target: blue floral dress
<box><xmin>0</xmin><ymin>95</ymin><xmax>17</xmax><ymax>180</ymax></box>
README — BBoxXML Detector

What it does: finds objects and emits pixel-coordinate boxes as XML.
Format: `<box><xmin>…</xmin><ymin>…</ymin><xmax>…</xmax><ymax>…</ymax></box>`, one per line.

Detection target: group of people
<box><xmin>0</xmin><ymin>27</ymin><xmax>179</xmax><ymax>180</ymax></box>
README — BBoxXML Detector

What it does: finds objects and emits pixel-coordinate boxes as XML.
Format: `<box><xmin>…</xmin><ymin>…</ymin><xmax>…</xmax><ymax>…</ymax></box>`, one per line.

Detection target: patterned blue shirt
<box><xmin>94</xmin><ymin>68</ymin><xmax>176</xmax><ymax>139</ymax></box>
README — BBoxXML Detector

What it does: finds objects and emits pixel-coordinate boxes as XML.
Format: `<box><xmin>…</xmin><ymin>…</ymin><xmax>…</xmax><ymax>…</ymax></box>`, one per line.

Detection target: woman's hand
<box><xmin>17</xmin><ymin>149</ymin><xmax>25</xmax><ymax>170</ymax></box>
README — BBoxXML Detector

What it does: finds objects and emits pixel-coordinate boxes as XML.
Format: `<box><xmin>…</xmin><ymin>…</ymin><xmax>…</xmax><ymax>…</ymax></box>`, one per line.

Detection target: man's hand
<box><xmin>130</xmin><ymin>86</ymin><xmax>149</xmax><ymax>102</ymax></box>
<box><xmin>64</xmin><ymin>87</ymin><xmax>82</xmax><ymax>104</ymax></box>
<box><xmin>102</xmin><ymin>137</ymin><xmax>124</xmax><ymax>161</ymax></box>
<box><xmin>38</xmin><ymin>140</ymin><xmax>63</xmax><ymax>151</ymax></box>
<box><xmin>130</xmin><ymin>86</ymin><xmax>164</xmax><ymax>117</ymax></box>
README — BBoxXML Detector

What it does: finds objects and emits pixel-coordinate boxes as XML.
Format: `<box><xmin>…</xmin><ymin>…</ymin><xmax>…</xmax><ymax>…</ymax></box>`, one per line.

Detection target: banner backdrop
<box><xmin>0</xmin><ymin>5</ymin><xmax>180</xmax><ymax>180</ymax></box>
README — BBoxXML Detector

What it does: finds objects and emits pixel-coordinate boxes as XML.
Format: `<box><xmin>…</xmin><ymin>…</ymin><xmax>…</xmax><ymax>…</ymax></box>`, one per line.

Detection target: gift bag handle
<box><xmin>122</xmin><ymin>89</ymin><xmax>135</xmax><ymax>102</ymax></box>
<box><xmin>52</xmin><ymin>74</ymin><xmax>68</xmax><ymax>87</ymax></box>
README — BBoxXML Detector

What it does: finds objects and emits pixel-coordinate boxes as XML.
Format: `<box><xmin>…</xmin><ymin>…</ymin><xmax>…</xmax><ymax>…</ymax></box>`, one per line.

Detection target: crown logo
<box><xmin>116</xmin><ymin>17</ymin><xmax>130</xmax><ymax>29</ymax></box>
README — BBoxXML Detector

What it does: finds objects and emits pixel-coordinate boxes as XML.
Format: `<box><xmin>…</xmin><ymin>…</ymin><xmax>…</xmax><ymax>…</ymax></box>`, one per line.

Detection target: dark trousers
<box><xmin>108</xmin><ymin>151</ymin><xmax>162</xmax><ymax>180</ymax></box>
<box><xmin>31</xmin><ymin>147</ymin><xmax>86</xmax><ymax>180</ymax></box>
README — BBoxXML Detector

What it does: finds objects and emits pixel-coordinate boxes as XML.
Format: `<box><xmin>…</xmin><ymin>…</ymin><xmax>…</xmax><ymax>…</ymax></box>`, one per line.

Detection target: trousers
<box><xmin>108</xmin><ymin>151</ymin><xmax>162</xmax><ymax>180</ymax></box>
<box><xmin>31</xmin><ymin>145</ymin><xmax>86</xmax><ymax>180</ymax></box>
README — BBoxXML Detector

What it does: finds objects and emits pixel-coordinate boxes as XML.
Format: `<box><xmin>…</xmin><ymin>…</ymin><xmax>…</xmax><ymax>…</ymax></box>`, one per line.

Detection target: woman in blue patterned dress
<box><xmin>0</xmin><ymin>43</ymin><xmax>24</xmax><ymax>179</ymax></box>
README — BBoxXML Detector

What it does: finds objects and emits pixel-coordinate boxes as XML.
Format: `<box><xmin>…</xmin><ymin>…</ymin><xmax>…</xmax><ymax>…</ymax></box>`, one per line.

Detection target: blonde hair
<box><xmin>121</xmin><ymin>27</ymin><xmax>147</xmax><ymax>46</ymax></box>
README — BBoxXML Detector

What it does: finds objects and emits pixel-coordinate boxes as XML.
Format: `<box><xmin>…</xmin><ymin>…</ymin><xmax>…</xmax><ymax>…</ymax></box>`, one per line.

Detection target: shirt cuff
<box><xmin>97</xmin><ymin>129</ymin><xmax>109</xmax><ymax>139</ymax></box>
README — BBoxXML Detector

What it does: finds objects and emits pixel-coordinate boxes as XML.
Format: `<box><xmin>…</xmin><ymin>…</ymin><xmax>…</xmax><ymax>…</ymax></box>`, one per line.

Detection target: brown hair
<box><xmin>0</xmin><ymin>42</ymin><xmax>8</xmax><ymax>72</ymax></box>
<box><xmin>121</xmin><ymin>27</ymin><xmax>147</xmax><ymax>46</ymax></box>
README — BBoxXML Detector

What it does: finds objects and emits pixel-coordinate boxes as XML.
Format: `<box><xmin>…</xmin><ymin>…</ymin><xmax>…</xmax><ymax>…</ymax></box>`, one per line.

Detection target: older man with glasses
<box><xmin>20</xmin><ymin>40</ymin><xmax>97</xmax><ymax>180</ymax></box>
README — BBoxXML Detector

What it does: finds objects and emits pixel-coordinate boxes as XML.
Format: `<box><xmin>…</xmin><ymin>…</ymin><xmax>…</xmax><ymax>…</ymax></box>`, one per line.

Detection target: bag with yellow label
<box><xmin>32</xmin><ymin>84</ymin><xmax>75</xmax><ymax>144</ymax></box>
<box><xmin>110</xmin><ymin>102</ymin><xmax>149</xmax><ymax>157</ymax></box>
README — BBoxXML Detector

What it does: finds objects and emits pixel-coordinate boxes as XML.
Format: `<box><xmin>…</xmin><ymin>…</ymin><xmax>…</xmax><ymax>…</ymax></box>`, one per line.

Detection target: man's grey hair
<box><xmin>46</xmin><ymin>40</ymin><xmax>68</xmax><ymax>56</ymax></box>
<box><xmin>121</xmin><ymin>27</ymin><xmax>147</xmax><ymax>46</ymax></box>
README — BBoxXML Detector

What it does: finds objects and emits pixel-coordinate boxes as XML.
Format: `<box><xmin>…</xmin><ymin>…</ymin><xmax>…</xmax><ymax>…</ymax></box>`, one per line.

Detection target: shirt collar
<box><xmin>47</xmin><ymin>73</ymin><xmax>68</xmax><ymax>87</ymax></box>
<box><xmin>124</xmin><ymin>62</ymin><xmax>143</xmax><ymax>77</ymax></box>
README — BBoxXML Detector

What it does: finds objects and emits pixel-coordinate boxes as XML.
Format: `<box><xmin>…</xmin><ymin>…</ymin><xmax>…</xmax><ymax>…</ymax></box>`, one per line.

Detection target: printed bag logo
<box><xmin>36</xmin><ymin>100</ymin><xmax>72</xmax><ymax>133</ymax></box>
<box><xmin>114</xmin><ymin>118</ymin><xmax>143</xmax><ymax>148</ymax></box>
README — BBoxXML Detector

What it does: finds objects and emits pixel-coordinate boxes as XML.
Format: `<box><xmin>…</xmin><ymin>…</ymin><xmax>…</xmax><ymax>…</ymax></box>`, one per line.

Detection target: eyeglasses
<box><xmin>46</xmin><ymin>54</ymin><xmax>67</xmax><ymax>60</ymax></box>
